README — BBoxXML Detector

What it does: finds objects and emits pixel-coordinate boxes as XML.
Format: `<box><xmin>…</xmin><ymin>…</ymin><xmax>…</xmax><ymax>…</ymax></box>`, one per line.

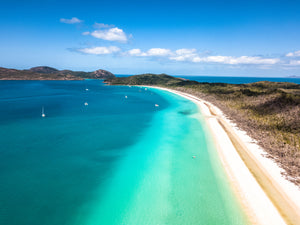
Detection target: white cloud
<box><xmin>175</xmin><ymin>48</ymin><xmax>197</xmax><ymax>55</ymax></box>
<box><xmin>82</xmin><ymin>31</ymin><xmax>90</xmax><ymax>35</ymax></box>
<box><xmin>235</xmin><ymin>56</ymin><xmax>280</xmax><ymax>65</ymax></box>
<box><xmin>75</xmin><ymin>44</ymin><xmax>281</xmax><ymax>68</ymax></box>
<box><xmin>127</xmin><ymin>48</ymin><xmax>172</xmax><ymax>57</ymax></box>
<box><xmin>60</xmin><ymin>17</ymin><xmax>82</xmax><ymax>24</ymax></box>
<box><xmin>170</xmin><ymin>48</ymin><xmax>197</xmax><ymax>61</ymax></box>
<box><xmin>78</xmin><ymin>46</ymin><xmax>121</xmax><ymax>55</ymax></box>
<box><xmin>126</xmin><ymin>48</ymin><xmax>279</xmax><ymax>65</ymax></box>
<box><xmin>146</xmin><ymin>48</ymin><xmax>172</xmax><ymax>56</ymax></box>
<box><xmin>91</xmin><ymin>27</ymin><xmax>128</xmax><ymax>42</ymax></box>
<box><xmin>288</xmin><ymin>60</ymin><xmax>300</xmax><ymax>66</ymax></box>
<box><xmin>128</xmin><ymin>49</ymin><xmax>146</xmax><ymax>56</ymax></box>
<box><xmin>94</xmin><ymin>23</ymin><xmax>114</xmax><ymax>29</ymax></box>
<box><xmin>190</xmin><ymin>55</ymin><xmax>279</xmax><ymax>65</ymax></box>
<box><xmin>286</xmin><ymin>50</ymin><xmax>300</xmax><ymax>57</ymax></box>
<box><xmin>128</xmin><ymin>48</ymin><xmax>142</xmax><ymax>55</ymax></box>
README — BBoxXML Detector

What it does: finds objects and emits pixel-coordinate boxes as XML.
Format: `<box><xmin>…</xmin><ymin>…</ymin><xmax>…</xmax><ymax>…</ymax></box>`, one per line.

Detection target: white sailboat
<box><xmin>84</xmin><ymin>82</ymin><xmax>89</xmax><ymax>105</ymax></box>
<box><xmin>41</xmin><ymin>107</ymin><xmax>46</xmax><ymax>117</ymax></box>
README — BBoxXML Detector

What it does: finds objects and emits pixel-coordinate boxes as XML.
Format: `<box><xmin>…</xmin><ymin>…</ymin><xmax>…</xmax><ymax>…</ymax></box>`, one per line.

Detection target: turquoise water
<box><xmin>0</xmin><ymin>81</ymin><xmax>247</xmax><ymax>225</ymax></box>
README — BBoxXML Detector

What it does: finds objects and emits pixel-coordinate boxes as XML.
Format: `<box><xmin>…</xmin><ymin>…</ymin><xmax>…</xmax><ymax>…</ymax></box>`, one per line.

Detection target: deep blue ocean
<box><xmin>0</xmin><ymin>80</ymin><xmax>248</xmax><ymax>225</ymax></box>
<box><xmin>116</xmin><ymin>75</ymin><xmax>300</xmax><ymax>84</ymax></box>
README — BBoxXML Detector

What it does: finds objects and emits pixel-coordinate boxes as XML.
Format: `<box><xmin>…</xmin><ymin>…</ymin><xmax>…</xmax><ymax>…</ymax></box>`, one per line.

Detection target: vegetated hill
<box><xmin>106</xmin><ymin>74</ymin><xmax>300</xmax><ymax>185</ymax></box>
<box><xmin>29</xmin><ymin>66</ymin><xmax>59</xmax><ymax>74</ymax></box>
<box><xmin>0</xmin><ymin>66</ymin><xmax>115</xmax><ymax>80</ymax></box>
<box><xmin>106</xmin><ymin>73</ymin><xmax>187</xmax><ymax>85</ymax></box>
<box><xmin>105</xmin><ymin>73</ymin><xmax>199</xmax><ymax>86</ymax></box>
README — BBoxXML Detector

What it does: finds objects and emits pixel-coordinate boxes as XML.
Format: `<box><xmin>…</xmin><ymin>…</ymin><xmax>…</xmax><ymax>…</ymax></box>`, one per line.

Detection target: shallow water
<box><xmin>0</xmin><ymin>81</ymin><xmax>248</xmax><ymax>225</ymax></box>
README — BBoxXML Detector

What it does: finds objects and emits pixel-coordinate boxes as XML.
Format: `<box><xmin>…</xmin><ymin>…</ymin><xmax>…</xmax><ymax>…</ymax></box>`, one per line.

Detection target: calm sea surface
<box><xmin>0</xmin><ymin>80</ymin><xmax>248</xmax><ymax>225</ymax></box>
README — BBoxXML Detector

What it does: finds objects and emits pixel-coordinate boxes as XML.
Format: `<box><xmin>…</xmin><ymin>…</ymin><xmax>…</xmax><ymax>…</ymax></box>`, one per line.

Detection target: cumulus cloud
<box><xmin>78</xmin><ymin>46</ymin><xmax>121</xmax><ymax>55</ymax></box>
<box><xmin>127</xmin><ymin>48</ymin><xmax>172</xmax><ymax>57</ymax></box>
<box><xmin>126</xmin><ymin>48</ymin><xmax>280</xmax><ymax>65</ymax></box>
<box><xmin>60</xmin><ymin>17</ymin><xmax>82</xmax><ymax>24</ymax></box>
<box><xmin>286</xmin><ymin>50</ymin><xmax>300</xmax><ymax>57</ymax></box>
<box><xmin>190</xmin><ymin>55</ymin><xmax>280</xmax><ymax>65</ymax></box>
<box><xmin>127</xmin><ymin>49</ymin><xmax>146</xmax><ymax>56</ymax></box>
<box><xmin>146</xmin><ymin>48</ymin><xmax>172</xmax><ymax>56</ymax></box>
<box><xmin>169</xmin><ymin>48</ymin><xmax>197</xmax><ymax>61</ymax></box>
<box><xmin>91</xmin><ymin>27</ymin><xmax>128</xmax><ymax>42</ymax></box>
<box><xmin>75</xmin><ymin>44</ymin><xmax>282</xmax><ymax>67</ymax></box>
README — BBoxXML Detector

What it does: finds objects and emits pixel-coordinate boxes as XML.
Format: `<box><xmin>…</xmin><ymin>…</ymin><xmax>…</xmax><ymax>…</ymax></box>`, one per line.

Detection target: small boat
<box><xmin>155</xmin><ymin>104</ymin><xmax>159</xmax><ymax>107</ymax></box>
<box><xmin>125</xmin><ymin>96</ymin><xmax>128</xmax><ymax>99</ymax></box>
<box><xmin>41</xmin><ymin>107</ymin><xmax>46</xmax><ymax>117</ymax></box>
<box><xmin>85</xmin><ymin>83</ymin><xmax>89</xmax><ymax>91</ymax></box>
<box><xmin>145</xmin><ymin>88</ymin><xmax>147</xmax><ymax>91</ymax></box>
<box><xmin>84</xmin><ymin>102</ymin><xmax>88</xmax><ymax>106</ymax></box>
<box><xmin>192</xmin><ymin>156</ymin><xmax>196</xmax><ymax>159</ymax></box>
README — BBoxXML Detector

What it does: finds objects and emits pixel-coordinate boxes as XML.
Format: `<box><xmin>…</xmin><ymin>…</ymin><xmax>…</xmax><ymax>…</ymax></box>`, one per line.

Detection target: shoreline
<box><xmin>144</xmin><ymin>85</ymin><xmax>300</xmax><ymax>225</ymax></box>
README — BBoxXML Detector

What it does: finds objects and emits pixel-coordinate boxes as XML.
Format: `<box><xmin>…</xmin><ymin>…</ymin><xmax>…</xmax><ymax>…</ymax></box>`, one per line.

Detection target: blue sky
<box><xmin>1</xmin><ymin>0</ymin><xmax>300</xmax><ymax>76</ymax></box>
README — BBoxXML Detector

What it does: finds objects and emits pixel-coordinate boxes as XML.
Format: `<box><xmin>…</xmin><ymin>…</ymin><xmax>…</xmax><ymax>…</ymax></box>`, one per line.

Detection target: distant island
<box><xmin>106</xmin><ymin>73</ymin><xmax>300</xmax><ymax>185</ymax></box>
<box><xmin>287</xmin><ymin>75</ymin><xmax>300</xmax><ymax>78</ymax></box>
<box><xmin>0</xmin><ymin>66</ymin><xmax>115</xmax><ymax>80</ymax></box>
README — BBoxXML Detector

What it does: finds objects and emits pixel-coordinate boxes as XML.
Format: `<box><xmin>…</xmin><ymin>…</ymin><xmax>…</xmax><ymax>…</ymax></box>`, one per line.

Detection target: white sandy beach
<box><xmin>146</xmin><ymin>86</ymin><xmax>300</xmax><ymax>225</ymax></box>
